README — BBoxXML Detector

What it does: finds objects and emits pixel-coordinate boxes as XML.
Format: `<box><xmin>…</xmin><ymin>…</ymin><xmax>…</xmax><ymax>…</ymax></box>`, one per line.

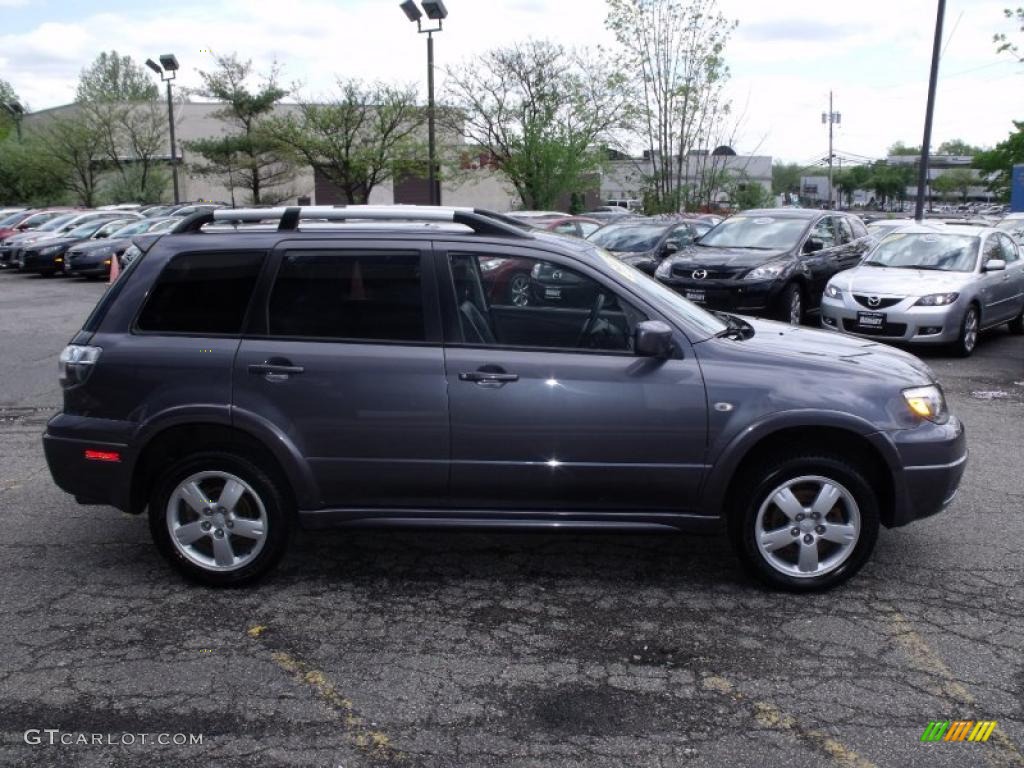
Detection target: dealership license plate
<box><xmin>685</xmin><ymin>289</ymin><xmax>706</xmax><ymax>303</ymax></box>
<box><xmin>544</xmin><ymin>287</ymin><xmax>562</xmax><ymax>299</ymax></box>
<box><xmin>857</xmin><ymin>311</ymin><xmax>886</xmax><ymax>329</ymax></box>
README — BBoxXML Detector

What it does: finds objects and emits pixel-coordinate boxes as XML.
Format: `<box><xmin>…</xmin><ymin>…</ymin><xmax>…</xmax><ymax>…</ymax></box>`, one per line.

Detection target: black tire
<box><xmin>1008</xmin><ymin>305</ymin><xmax>1024</xmax><ymax>335</ymax></box>
<box><xmin>951</xmin><ymin>304</ymin><xmax>979</xmax><ymax>357</ymax></box>
<box><xmin>148</xmin><ymin>452</ymin><xmax>292</xmax><ymax>586</ymax></box>
<box><xmin>728</xmin><ymin>453</ymin><xmax>880</xmax><ymax>592</ymax></box>
<box><xmin>776</xmin><ymin>283</ymin><xmax>803</xmax><ymax>325</ymax></box>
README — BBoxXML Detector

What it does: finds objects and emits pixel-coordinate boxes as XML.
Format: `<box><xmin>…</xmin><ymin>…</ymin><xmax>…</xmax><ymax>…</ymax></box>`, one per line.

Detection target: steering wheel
<box><xmin>575</xmin><ymin>292</ymin><xmax>607</xmax><ymax>347</ymax></box>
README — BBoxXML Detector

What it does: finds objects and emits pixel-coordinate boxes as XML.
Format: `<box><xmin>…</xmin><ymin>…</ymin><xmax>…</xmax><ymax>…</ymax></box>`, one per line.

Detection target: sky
<box><xmin>0</xmin><ymin>0</ymin><xmax>1021</xmax><ymax>167</ymax></box>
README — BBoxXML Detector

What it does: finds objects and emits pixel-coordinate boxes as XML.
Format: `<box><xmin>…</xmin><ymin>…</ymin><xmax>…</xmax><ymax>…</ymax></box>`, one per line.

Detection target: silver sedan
<box><xmin>820</xmin><ymin>223</ymin><xmax>1024</xmax><ymax>356</ymax></box>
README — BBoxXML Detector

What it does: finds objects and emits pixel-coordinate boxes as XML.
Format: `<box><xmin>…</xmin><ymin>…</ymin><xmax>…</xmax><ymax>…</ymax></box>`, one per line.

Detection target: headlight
<box><xmin>825</xmin><ymin>283</ymin><xmax>842</xmax><ymax>299</ymax></box>
<box><xmin>744</xmin><ymin>262</ymin><xmax>788</xmax><ymax>280</ymax></box>
<box><xmin>902</xmin><ymin>385</ymin><xmax>948</xmax><ymax>423</ymax></box>
<box><xmin>655</xmin><ymin>259</ymin><xmax>672</xmax><ymax>279</ymax></box>
<box><xmin>914</xmin><ymin>292</ymin><xmax>959</xmax><ymax>307</ymax></box>
<box><xmin>39</xmin><ymin>244</ymin><xmax>64</xmax><ymax>255</ymax></box>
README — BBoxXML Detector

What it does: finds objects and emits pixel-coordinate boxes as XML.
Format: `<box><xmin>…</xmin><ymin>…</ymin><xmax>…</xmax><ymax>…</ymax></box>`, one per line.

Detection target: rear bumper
<box><xmin>43</xmin><ymin>413</ymin><xmax>135</xmax><ymax>512</ymax></box>
<box><xmin>884</xmin><ymin>416</ymin><xmax>968</xmax><ymax>527</ymax></box>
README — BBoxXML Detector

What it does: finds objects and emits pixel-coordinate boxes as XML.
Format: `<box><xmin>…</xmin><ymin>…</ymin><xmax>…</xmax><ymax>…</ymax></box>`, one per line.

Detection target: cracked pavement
<box><xmin>0</xmin><ymin>272</ymin><xmax>1022</xmax><ymax>767</ymax></box>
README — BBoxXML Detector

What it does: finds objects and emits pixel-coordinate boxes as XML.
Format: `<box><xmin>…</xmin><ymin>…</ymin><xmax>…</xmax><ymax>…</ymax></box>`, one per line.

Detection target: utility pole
<box><xmin>822</xmin><ymin>93</ymin><xmax>840</xmax><ymax>209</ymax></box>
<box><xmin>915</xmin><ymin>0</ymin><xmax>946</xmax><ymax>221</ymax></box>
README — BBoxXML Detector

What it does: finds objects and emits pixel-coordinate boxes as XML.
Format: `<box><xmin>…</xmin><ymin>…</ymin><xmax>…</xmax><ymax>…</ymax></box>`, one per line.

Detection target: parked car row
<box><xmin>0</xmin><ymin>202</ymin><xmax>226</xmax><ymax>278</ymax></box>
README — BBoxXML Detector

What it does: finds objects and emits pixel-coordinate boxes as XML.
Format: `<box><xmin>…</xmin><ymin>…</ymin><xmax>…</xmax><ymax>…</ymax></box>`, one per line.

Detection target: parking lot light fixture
<box><xmin>399</xmin><ymin>1</ymin><xmax>447</xmax><ymax>205</ymax></box>
<box><xmin>147</xmin><ymin>54</ymin><xmax>181</xmax><ymax>204</ymax></box>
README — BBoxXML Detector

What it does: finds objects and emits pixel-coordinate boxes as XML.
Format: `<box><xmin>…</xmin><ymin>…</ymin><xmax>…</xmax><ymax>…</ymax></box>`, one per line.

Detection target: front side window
<box><xmin>268</xmin><ymin>250</ymin><xmax>425</xmax><ymax>342</ymax></box>
<box><xmin>996</xmin><ymin>233</ymin><xmax>1019</xmax><ymax>263</ymax></box>
<box><xmin>835</xmin><ymin>217</ymin><xmax>855</xmax><ymax>244</ymax></box>
<box><xmin>810</xmin><ymin>218</ymin><xmax>837</xmax><ymax>247</ymax></box>
<box><xmin>453</xmin><ymin>253</ymin><xmax>645</xmax><ymax>352</ymax></box>
<box><xmin>137</xmin><ymin>251</ymin><xmax>265</xmax><ymax>334</ymax></box>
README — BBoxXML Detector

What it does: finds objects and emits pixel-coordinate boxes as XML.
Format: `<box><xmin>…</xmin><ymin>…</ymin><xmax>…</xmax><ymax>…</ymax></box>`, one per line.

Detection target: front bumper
<box><xmin>657</xmin><ymin>275</ymin><xmax>784</xmax><ymax>314</ymax></box>
<box><xmin>21</xmin><ymin>248</ymin><xmax>65</xmax><ymax>273</ymax></box>
<box><xmin>820</xmin><ymin>295</ymin><xmax>964</xmax><ymax>344</ymax></box>
<box><xmin>65</xmin><ymin>252</ymin><xmax>112</xmax><ymax>277</ymax></box>
<box><xmin>882</xmin><ymin>416</ymin><xmax>968</xmax><ymax>527</ymax></box>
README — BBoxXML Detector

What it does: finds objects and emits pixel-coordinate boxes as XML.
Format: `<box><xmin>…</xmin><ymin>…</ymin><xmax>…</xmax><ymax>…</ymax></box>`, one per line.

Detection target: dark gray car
<box><xmin>43</xmin><ymin>206</ymin><xmax>967</xmax><ymax>591</ymax></box>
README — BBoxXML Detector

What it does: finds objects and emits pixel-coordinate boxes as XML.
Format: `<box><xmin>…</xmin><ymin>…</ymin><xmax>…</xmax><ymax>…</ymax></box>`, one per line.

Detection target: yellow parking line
<box><xmin>700</xmin><ymin>675</ymin><xmax>877</xmax><ymax>768</ymax></box>
<box><xmin>248</xmin><ymin>625</ymin><xmax>402</xmax><ymax>762</ymax></box>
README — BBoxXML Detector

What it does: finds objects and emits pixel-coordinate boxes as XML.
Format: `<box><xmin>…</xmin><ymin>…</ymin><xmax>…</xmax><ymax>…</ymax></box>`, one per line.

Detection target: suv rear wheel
<box><xmin>729</xmin><ymin>453</ymin><xmax>880</xmax><ymax>591</ymax></box>
<box><xmin>148</xmin><ymin>452</ymin><xmax>292</xmax><ymax>586</ymax></box>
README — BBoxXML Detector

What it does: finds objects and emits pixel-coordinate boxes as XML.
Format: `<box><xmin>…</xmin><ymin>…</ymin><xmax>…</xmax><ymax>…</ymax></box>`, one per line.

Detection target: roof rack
<box><xmin>170</xmin><ymin>205</ymin><xmax>533</xmax><ymax>238</ymax></box>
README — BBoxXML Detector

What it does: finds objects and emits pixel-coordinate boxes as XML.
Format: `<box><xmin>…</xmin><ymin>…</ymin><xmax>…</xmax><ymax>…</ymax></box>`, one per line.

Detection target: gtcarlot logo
<box><xmin>24</xmin><ymin>729</ymin><xmax>203</xmax><ymax>746</ymax></box>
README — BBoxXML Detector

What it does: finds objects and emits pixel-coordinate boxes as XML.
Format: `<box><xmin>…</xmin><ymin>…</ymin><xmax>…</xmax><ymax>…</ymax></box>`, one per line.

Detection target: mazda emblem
<box><xmin>692</xmin><ymin>269</ymin><xmax>708</xmax><ymax>280</ymax></box>
<box><xmin>867</xmin><ymin>296</ymin><xmax>881</xmax><ymax>307</ymax></box>
<box><xmin>552</xmin><ymin>270</ymin><xmax>562</xmax><ymax>280</ymax></box>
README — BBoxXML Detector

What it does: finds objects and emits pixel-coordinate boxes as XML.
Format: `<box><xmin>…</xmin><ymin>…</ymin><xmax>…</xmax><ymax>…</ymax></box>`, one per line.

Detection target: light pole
<box><xmin>400</xmin><ymin>0</ymin><xmax>447</xmax><ymax>206</ymax></box>
<box><xmin>821</xmin><ymin>93</ymin><xmax>840</xmax><ymax>209</ymax></box>
<box><xmin>2</xmin><ymin>101</ymin><xmax>23</xmax><ymax>142</ymax></box>
<box><xmin>915</xmin><ymin>0</ymin><xmax>946</xmax><ymax>221</ymax></box>
<box><xmin>146</xmin><ymin>54</ymin><xmax>181</xmax><ymax>204</ymax></box>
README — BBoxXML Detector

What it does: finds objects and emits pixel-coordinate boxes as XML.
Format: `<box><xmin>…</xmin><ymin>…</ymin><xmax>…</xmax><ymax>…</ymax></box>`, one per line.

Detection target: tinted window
<box><xmin>848</xmin><ymin>216</ymin><xmax>868</xmax><ymax>239</ymax></box>
<box><xmin>454</xmin><ymin>253</ymin><xmax>645</xmax><ymax>352</ymax></box>
<box><xmin>268</xmin><ymin>251</ymin><xmax>424</xmax><ymax>342</ymax></box>
<box><xmin>835</xmin><ymin>217</ymin><xmax>855</xmax><ymax>244</ymax></box>
<box><xmin>589</xmin><ymin>223</ymin><xmax>670</xmax><ymax>252</ymax></box>
<box><xmin>996</xmin><ymin>233</ymin><xmax>1019</xmax><ymax>263</ymax></box>
<box><xmin>810</xmin><ymin>218</ymin><xmax>837</xmax><ymax>247</ymax></box>
<box><xmin>137</xmin><ymin>251</ymin><xmax>265</xmax><ymax>334</ymax></box>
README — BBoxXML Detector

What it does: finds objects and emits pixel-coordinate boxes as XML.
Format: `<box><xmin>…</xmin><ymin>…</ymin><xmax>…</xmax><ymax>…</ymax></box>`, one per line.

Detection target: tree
<box><xmin>931</xmin><ymin>168</ymin><xmax>976</xmax><ymax>202</ymax></box>
<box><xmin>0</xmin><ymin>79</ymin><xmax>21</xmax><ymax>142</ymax></box>
<box><xmin>0</xmin><ymin>133</ymin><xmax>68</xmax><ymax>205</ymax></box>
<box><xmin>771</xmin><ymin>162</ymin><xmax>802</xmax><ymax>197</ymax></box>
<box><xmin>994</xmin><ymin>7</ymin><xmax>1024</xmax><ymax>61</ymax></box>
<box><xmin>185</xmin><ymin>54</ymin><xmax>296</xmax><ymax>205</ymax></box>
<box><xmin>75</xmin><ymin>51</ymin><xmax>158</xmax><ymax>103</ymax></box>
<box><xmin>724</xmin><ymin>174</ymin><xmax>771</xmax><ymax>209</ymax></box>
<box><xmin>74</xmin><ymin>52</ymin><xmax>170</xmax><ymax>203</ymax></box>
<box><xmin>937</xmin><ymin>139</ymin><xmax>983</xmax><ymax>156</ymax></box>
<box><xmin>266</xmin><ymin>80</ymin><xmax>424</xmax><ymax>205</ymax></box>
<box><xmin>606</xmin><ymin>0</ymin><xmax>736</xmax><ymax>212</ymax></box>
<box><xmin>833</xmin><ymin>165</ymin><xmax>872</xmax><ymax>207</ymax></box>
<box><xmin>974</xmin><ymin>121</ymin><xmax>1024</xmax><ymax>201</ymax></box>
<box><xmin>887</xmin><ymin>142</ymin><xmax>921</xmax><ymax>157</ymax></box>
<box><xmin>445</xmin><ymin>40</ymin><xmax>631</xmax><ymax>210</ymax></box>
<box><xmin>34</xmin><ymin>116</ymin><xmax>106</xmax><ymax>206</ymax></box>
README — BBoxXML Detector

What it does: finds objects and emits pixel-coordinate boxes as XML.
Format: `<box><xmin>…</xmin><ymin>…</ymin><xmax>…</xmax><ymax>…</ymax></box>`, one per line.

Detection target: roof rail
<box><xmin>207</xmin><ymin>205</ymin><xmax>533</xmax><ymax>238</ymax></box>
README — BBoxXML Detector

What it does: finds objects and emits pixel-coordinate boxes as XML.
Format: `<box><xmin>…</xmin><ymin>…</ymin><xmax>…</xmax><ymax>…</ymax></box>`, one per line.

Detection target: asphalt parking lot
<box><xmin>0</xmin><ymin>271</ymin><xmax>1022</xmax><ymax>768</ymax></box>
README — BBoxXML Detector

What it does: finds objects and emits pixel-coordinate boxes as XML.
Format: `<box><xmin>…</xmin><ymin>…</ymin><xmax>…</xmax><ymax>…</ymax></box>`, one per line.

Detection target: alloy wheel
<box><xmin>789</xmin><ymin>289</ymin><xmax>802</xmax><ymax>325</ymax></box>
<box><xmin>963</xmin><ymin>308</ymin><xmax>978</xmax><ymax>353</ymax></box>
<box><xmin>509</xmin><ymin>274</ymin><xmax>530</xmax><ymax>307</ymax></box>
<box><xmin>754</xmin><ymin>475</ymin><xmax>861</xmax><ymax>578</ymax></box>
<box><xmin>165</xmin><ymin>471</ymin><xmax>268</xmax><ymax>572</ymax></box>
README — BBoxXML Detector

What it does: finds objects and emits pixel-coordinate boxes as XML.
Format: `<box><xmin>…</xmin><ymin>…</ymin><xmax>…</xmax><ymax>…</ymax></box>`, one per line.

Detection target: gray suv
<box><xmin>43</xmin><ymin>206</ymin><xmax>968</xmax><ymax>591</ymax></box>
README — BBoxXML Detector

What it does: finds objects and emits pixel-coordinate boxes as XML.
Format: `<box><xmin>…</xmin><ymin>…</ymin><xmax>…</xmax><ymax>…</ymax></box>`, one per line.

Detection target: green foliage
<box><xmin>0</xmin><ymin>134</ymin><xmax>69</xmax><ymax>205</ymax></box>
<box><xmin>446</xmin><ymin>40</ymin><xmax>631</xmax><ymax>210</ymax></box>
<box><xmin>973</xmin><ymin>120</ymin><xmax>1024</xmax><ymax>201</ymax></box>
<box><xmin>265</xmin><ymin>80</ymin><xmax>424</xmax><ymax>205</ymax></box>
<box><xmin>771</xmin><ymin>162</ymin><xmax>802</xmax><ymax>196</ymax></box>
<box><xmin>31</xmin><ymin>117</ymin><xmax>106</xmax><ymax>206</ymax></box>
<box><xmin>76</xmin><ymin>51</ymin><xmax>158</xmax><ymax>102</ymax></box>
<box><xmin>100</xmin><ymin>164</ymin><xmax>170</xmax><ymax>205</ymax></box>
<box><xmin>185</xmin><ymin>54</ymin><xmax>296</xmax><ymax>205</ymax></box>
<box><xmin>0</xmin><ymin>79</ymin><xmax>22</xmax><ymax>142</ymax></box>
<box><xmin>887</xmin><ymin>142</ymin><xmax>921</xmax><ymax>157</ymax></box>
<box><xmin>994</xmin><ymin>6</ymin><xmax>1024</xmax><ymax>61</ymax></box>
<box><xmin>931</xmin><ymin>168</ymin><xmax>976</xmax><ymax>202</ymax></box>
<box><xmin>725</xmin><ymin>175</ymin><xmax>772</xmax><ymax>209</ymax></box>
<box><xmin>936</xmin><ymin>139</ymin><xmax>983</xmax><ymax>156</ymax></box>
<box><xmin>832</xmin><ymin>165</ymin><xmax>872</xmax><ymax>206</ymax></box>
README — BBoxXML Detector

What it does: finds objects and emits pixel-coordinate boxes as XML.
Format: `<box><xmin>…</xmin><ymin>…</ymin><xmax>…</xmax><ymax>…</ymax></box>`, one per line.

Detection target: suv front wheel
<box><xmin>149</xmin><ymin>452</ymin><xmax>292</xmax><ymax>586</ymax></box>
<box><xmin>729</xmin><ymin>454</ymin><xmax>880</xmax><ymax>591</ymax></box>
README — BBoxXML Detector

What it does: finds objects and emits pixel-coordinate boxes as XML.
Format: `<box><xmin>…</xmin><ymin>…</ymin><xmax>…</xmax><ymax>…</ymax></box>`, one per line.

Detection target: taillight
<box><xmin>58</xmin><ymin>344</ymin><xmax>101</xmax><ymax>387</ymax></box>
<box><xmin>84</xmin><ymin>449</ymin><xmax>120</xmax><ymax>462</ymax></box>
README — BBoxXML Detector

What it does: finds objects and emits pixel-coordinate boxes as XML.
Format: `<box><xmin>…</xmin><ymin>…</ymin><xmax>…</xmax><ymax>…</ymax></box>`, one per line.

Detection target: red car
<box><xmin>507</xmin><ymin>213</ymin><xmax>604</xmax><ymax>239</ymax></box>
<box><xmin>0</xmin><ymin>208</ymin><xmax>76</xmax><ymax>241</ymax></box>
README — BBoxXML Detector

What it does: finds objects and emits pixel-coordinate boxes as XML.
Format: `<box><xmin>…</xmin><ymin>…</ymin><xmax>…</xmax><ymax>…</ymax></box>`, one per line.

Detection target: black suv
<box><xmin>655</xmin><ymin>209</ymin><xmax>872</xmax><ymax>324</ymax></box>
<box><xmin>44</xmin><ymin>206</ymin><xmax>966</xmax><ymax>591</ymax></box>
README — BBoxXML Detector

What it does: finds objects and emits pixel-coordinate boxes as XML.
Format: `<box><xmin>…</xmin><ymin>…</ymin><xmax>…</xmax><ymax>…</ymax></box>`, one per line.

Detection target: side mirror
<box><xmin>984</xmin><ymin>259</ymin><xmax>1006</xmax><ymax>272</ymax></box>
<box><xmin>662</xmin><ymin>241</ymin><xmax>679</xmax><ymax>256</ymax></box>
<box><xmin>634</xmin><ymin>320</ymin><xmax>674</xmax><ymax>358</ymax></box>
<box><xmin>803</xmin><ymin>238</ymin><xmax>825</xmax><ymax>254</ymax></box>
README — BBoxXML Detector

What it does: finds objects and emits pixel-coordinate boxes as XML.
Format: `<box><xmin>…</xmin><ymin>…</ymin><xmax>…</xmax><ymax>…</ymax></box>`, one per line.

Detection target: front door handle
<box><xmin>459</xmin><ymin>370</ymin><xmax>519</xmax><ymax>386</ymax></box>
<box><xmin>248</xmin><ymin>359</ymin><xmax>305</xmax><ymax>380</ymax></box>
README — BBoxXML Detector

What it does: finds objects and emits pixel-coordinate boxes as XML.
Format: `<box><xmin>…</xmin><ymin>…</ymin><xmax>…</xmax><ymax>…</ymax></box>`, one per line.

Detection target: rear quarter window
<box><xmin>136</xmin><ymin>251</ymin><xmax>265</xmax><ymax>335</ymax></box>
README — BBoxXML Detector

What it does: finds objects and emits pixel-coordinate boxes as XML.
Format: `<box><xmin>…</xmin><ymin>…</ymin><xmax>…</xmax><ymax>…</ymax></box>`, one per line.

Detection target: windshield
<box><xmin>862</xmin><ymin>233</ymin><xmax>979</xmax><ymax>272</ymax></box>
<box><xmin>595</xmin><ymin>248</ymin><xmax>727</xmax><ymax>337</ymax></box>
<box><xmin>109</xmin><ymin>220</ymin><xmax>153</xmax><ymax>237</ymax></box>
<box><xmin>37</xmin><ymin>214</ymin><xmax>78</xmax><ymax>231</ymax></box>
<box><xmin>0</xmin><ymin>212</ymin><xmax>26</xmax><ymax>226</ymax></box>
<box><xmin>697</xmin><ymin>215</ymin><xmax>808</xmax><ymax>249</ymax></box>
<box><xmin>589</xmin><ymin>223</ymin><xmax>667</xmax><ymax>253</ymax></box>
<box><xmin>94</xmin><ymin>220</ymin><xmax>134</xmax><ymax>237</ymax></box>
<box><xmin>67</xmin><ymin>221</ymin><xmax>108</xmax><ymax>238</ymax></box>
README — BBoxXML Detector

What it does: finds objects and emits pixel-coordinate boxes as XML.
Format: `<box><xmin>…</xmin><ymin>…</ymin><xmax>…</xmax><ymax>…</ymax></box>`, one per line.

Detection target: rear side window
<box><xmin>136</xmin><ymin>251</ymin><xmax>265</xmax><ymax>335</ymax></box>
<box><xmin>848</xmin><ymin>216</ymin><xmax>868</xmax><ymax>239</ymax></box>
<box><xmin>267</xmin><ymin>250</ymin><xmax>425</xmax><ymax>342</ymax></box>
